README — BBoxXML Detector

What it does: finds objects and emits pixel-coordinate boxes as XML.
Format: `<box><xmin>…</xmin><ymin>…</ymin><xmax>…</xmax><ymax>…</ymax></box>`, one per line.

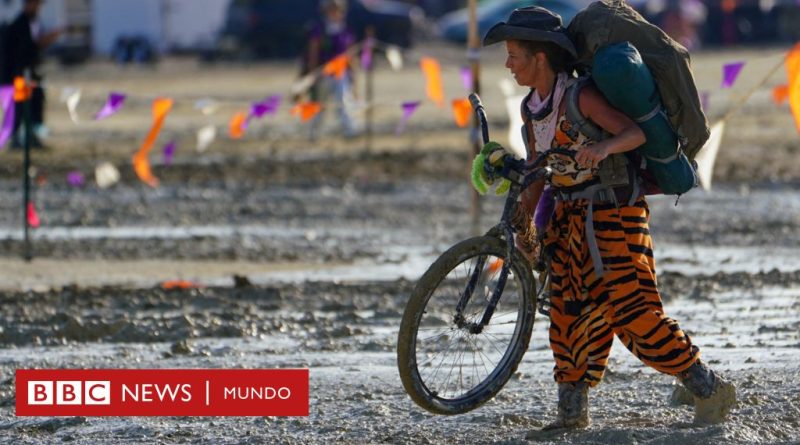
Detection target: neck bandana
<box><xmin>527</xmin><ymin>72</ymin><xmax>568</xmax><ymax>153</ymax></box>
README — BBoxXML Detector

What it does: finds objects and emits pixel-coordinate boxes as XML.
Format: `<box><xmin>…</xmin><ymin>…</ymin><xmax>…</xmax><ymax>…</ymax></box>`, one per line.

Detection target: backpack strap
<box><xmin>519</xmin><ymin>90</ymin><xmax>537</xmax><ymax>160</ymax></box>
<box><xmin>564</xmin><ymin>77</ymin><xmax>609</xmax><ymax>142</ymax></box>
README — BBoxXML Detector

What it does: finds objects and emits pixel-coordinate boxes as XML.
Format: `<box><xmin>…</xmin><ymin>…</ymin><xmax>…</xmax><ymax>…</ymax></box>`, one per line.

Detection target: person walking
<box><xmin>301</xmin><ymin>0</ymin><xmax>359</xmax><ymax>139</ymax></box>
<box><xmin>482</xmin><ymin>6</ymin><xmax>736</xmax><ymax>430</ymax></box>
<box><xmin>2</xmin><ymin>0</ymin><xmax>61</xmax><ymax>149</ymax></box>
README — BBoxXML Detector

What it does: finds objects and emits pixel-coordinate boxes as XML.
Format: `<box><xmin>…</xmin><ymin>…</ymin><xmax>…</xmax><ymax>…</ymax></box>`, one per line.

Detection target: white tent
<box><xmin>92</xmin><ymin>0</ymin><xmax>231</xmax><ymax>54</ymax></box>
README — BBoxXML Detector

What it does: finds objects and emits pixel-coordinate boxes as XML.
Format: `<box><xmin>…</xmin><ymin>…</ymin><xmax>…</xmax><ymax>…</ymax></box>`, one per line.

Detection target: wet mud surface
<box><xmin>1</xmin><ymin>147</ymin><xmax>800</xmax><ymax>445</ymax></box>
<box><xmin>1</xmin><ymin>165</ymin><xmax>799</xmax><ymax>444</ymax></box>
<box><xmin>0</xmin><ymin>272</ymin><xmax>798</xmax><ymax>444</ymax></box>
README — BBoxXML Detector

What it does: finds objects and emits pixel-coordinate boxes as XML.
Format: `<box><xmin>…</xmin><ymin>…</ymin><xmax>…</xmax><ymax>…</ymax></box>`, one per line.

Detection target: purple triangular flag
<box><xmin>95</xmin><ymin>92</ymin><xmax>127</xmax><ymax>120</ymax></box>
<box><xmin>67</xmin><ymin>171</ymin><xmax>85</xmax><ymax>187</ymax></box>
<box><xmin>163</xmin><ymin>141</ymin><xmax>177</xmax><ymax>166</ymax></box>
<box><xmin>721</xmin><ymin>61</ymin><xmax>745</xmax><ymax>89</ymax></box>
<box><xmin>460</xmin><ymin>66</ymin><xmax>473</xmax><ymax>92</ymax></box>
<box><xmin>250</xmin><ymin>103</ymin><xmax>268</xmax><ymax>119</ymax></box>
<box><xmin>0</xmin><ymin>86</ymin><xmax>15</xmax><ymax>149</ymax></box>
<box><xmin>361</xmin><ymin>37</ymin><xmax>374</xmax><ymax>71</ymax></box>
<box><xmin>396</xmin><ymin>101</ymin><xmax>421</xmax><ymax>135</ymax></box>
<box><xmin>250</xmin><ymin>95</ymin><xmax>282</xmax><ymax>119</ymax></box>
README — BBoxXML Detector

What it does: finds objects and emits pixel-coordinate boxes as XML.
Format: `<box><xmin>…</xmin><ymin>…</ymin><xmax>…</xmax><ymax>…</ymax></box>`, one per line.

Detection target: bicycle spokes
<box><xmin>415</xmin><ymin>254</ymin><xmax>522</xmax><ymax>400</ymax></box>
<box><xmin>398</xmin><ymin>236</ymin><xmax>536</xmax><ymax>414</ymax></box>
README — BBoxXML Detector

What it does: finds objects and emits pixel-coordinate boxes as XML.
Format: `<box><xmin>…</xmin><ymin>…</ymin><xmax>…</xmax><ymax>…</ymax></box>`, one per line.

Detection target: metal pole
<box><xmin>365</xmin><ymin>26</ymin><xmax>375</xmax><ymax>151</ymax></box>
<box><xmin>22</xmin><ymin>71</ymin><xmax>32</xmax><ymax>261</ymax></box>
<box><xmin>467</xmin><ymin>0</ymin><xmax>482</xmax><ymax>235</ymax></box>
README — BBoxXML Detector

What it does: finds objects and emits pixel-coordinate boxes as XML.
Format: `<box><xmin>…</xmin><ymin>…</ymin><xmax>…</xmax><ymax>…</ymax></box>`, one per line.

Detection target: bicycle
<box><xmin>397</xmin><ymin>93</ymin><xmax>554</xmax><ymax>415</ymax></box>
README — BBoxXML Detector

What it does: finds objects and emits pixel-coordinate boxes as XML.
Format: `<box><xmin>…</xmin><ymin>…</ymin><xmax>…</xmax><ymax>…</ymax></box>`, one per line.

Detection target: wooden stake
<box><xmin>468</xmin><ymin>0</ymin><xmax>482</xmax><ymax>235</ymax></box>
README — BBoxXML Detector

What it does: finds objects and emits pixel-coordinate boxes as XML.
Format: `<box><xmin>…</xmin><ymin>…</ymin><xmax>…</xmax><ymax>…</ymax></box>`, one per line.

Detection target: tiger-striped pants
<box><xmin>544</xmin><ymin>196</ymin><xmax>699</xmax><ymax>386</ymax></box>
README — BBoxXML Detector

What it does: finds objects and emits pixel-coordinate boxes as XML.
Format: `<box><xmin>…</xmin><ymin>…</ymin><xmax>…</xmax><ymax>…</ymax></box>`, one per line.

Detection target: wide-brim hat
<box><xmin>483</xmin><ymin>6</ymin><xmax>576</xmax><ymax>58</ymax></box>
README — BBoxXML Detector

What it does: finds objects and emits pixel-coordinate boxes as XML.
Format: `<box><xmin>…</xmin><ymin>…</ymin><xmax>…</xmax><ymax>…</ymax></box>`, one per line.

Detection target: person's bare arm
<box><xmin>518</xmin><ymin>177</ymin><xmax>544</xmax><ymax>218</ymax></box>
<box><xmin>574</xmin><ymin>86</ymin><xmax>646</xmax><ymax>169</ymax></box>
<box><xmin>513</xmin><ymin>177</ymin><xmax>544</xmax><ymax>262</ymax></box>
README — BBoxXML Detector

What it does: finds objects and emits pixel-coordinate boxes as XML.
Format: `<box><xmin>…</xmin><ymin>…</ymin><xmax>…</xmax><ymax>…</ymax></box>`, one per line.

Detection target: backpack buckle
<box><xmin>595</xmin><ymin>188</ymin><xmax>619</xmax><ymax>208</ymax></box>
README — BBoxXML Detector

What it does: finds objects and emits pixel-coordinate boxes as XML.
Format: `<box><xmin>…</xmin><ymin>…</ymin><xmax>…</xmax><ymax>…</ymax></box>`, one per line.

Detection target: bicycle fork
<box><xmin>454</xmin><ymin>186</ymin><xmax>522</xmax><ymax>334</ymax></box>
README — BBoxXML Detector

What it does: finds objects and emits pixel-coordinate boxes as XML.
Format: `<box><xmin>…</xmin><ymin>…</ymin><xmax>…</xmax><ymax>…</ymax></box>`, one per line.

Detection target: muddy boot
<box><xmin>677</xmin><ymin>360</ymin><xmax>736</xmax><ymax>424</ymax></box>
<box><xmin>541</xmin><ymin>381</ymin><xmax>590</xmax><ymax>430</ymax></box>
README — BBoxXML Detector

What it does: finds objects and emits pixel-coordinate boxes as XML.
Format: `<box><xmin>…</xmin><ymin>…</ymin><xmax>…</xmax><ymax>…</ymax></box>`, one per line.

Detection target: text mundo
<box><xmin>224</xmin><ymin>386</ymin><xmax>292</xmax><ymax>400</ymax></box>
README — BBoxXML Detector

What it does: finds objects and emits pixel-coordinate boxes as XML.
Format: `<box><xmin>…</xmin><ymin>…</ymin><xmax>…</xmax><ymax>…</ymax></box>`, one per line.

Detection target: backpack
<box><xmin>563</xmin><ymin>42</ymin><xmax>699</xmax><ymax>195</ymax></box>
<box><xmin>566</xmin><ymin>0</ymin><xmax>710</xmax><ymax>159</ymax></box>
<box><xmin>521</xmin><ymin>53</ymin><xmax>699</xmax><ymax>198</ymax></box>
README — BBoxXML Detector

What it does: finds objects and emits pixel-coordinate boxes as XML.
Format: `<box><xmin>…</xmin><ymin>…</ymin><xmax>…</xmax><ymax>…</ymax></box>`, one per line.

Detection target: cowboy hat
<box><xmin>483</xmin><ymin>6</ymin><xmax>577</xmax><ymax>58</ymax></box>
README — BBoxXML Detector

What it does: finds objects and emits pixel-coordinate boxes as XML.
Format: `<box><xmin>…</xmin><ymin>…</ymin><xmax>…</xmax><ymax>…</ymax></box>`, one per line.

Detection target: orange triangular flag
<box><xmin>161</xmin><ymin>280</ymin><xmax>202</xmax><ymax>290</ymax></box>
<box><xmin>787</xmin><ymin>43</ymin><xmax>800</xmax><ymax>133</ymax></box>
<box><xmin>291</xmin><ymin>102</ymin><xmax>322</xmax><ymax>122</ymax></box>
<box><xmin>26</xmin><ymin>202</ymin><xmax>40</xmax><ymax>228</ymax></box>
<box><xmin>452</xmin><ymin>98</ymin><xmax>472</xmax><ymax>128</ymax></box>
<box><xmin>487</xmin><ymin>258</ymin><xmax>504</xmax><ymax>274</ymax></box>
<box><xmin>787</xmin><ymin>43</ymin><xmax>800</xmax><ymax>80</ymax></box>
<box><xmin>773</xmin><ymin>85</ymin><xmax>789</xmax><ymax>104</ymax></box>
<box><xmin>13</xmin><ymin>76</ymin><xmax>32</xmax><ymax>102</ymax></box>
<box><xmin>152</xmin><ymin>97</ymin><xmax>172</xmax><ymax>120</ymax></box>
<box><xmin>229</xmin><ymin>111</ymin><xmax>247</xmax><ymax>139</ymax></box>
<box><xmin>133</xmin><ymin>97</ymin><xmax>173</xmax><ymax>188</ymax></box>
<box><xmin>420</xmin><ymin>57</ymin><xmax>445</xmax><ymax>107</ymax></box>
<box><xmin>790</xmin><ymin>83</ymin><xmax>800</xmax><ymax>133</ymax></box>
<box><xmin>322</xmin><ymin>54</ymin><xmax>349</xmax><ymax>80</ymax></box>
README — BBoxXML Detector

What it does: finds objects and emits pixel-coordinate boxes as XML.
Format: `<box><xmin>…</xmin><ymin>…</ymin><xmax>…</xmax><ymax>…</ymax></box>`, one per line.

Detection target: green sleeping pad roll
<box><xmin>592</xmin><ymin>42</ymin><xmax>697</xmax><ymax>195</ymax></box>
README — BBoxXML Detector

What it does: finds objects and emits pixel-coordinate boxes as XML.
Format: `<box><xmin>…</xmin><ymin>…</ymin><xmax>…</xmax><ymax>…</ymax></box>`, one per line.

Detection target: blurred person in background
<box><xmin>301</xmin><ymin>0</ymin><xmax>360</xmax><ymax>140</ymax></box>
<box><xmin>2</xmin><ymin>0</ymin><xmax>61</xmax><ymax>148</ymax></box>
<box><xmin>658</xmin><ymin>0</ymin><xmax>707</xmax><ymax>50</ymax></box>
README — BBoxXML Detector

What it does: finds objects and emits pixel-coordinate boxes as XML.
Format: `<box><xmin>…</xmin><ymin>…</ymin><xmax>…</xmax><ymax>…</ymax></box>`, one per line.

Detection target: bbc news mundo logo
<box><xmin>16</xmin><ymin>369</ymin><xmax>308</xmax><ymax>416</ymax></box>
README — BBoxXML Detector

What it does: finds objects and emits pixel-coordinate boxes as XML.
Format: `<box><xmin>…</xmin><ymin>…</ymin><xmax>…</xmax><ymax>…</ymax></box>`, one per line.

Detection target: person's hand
<box><xmin>575</xmin><ymin>142</ymin><xmax>609</xmax><ymax>170</ymax></box>
<box><xmin>472</xmin><ymin>141</ymin><xmax>508</xmax><ymax>195</ymax></box>
<box><xmin>483</xmin><ymin>142</ymin><xmax>506</xmax><ymax>167</ymax></box>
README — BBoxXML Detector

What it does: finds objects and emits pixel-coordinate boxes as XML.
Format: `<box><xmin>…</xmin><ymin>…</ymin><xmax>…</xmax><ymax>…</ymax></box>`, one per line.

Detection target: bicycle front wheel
<box><xmin>397</xmin><ymin>235</ymin><xmax>536</xmax><ymax>415</ymax></box>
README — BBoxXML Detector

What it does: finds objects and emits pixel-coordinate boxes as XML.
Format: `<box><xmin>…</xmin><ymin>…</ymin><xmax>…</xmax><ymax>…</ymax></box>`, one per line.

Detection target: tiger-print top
<box><xmin>540</xmin><ymin>114</ymin><xmax>600</xmax><ymax>189</ymax></box>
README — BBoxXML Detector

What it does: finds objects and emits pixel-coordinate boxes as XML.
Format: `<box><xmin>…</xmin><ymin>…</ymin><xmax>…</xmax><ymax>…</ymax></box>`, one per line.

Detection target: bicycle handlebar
<box><xmin>469</xmin><ymin>93</ymin><xmax>490</xmax><ymax>145</ymax></box>
<box><xmin>470</xmin><ymin>93</ymin><xmax>553</xmax><ymax>186</ymax></box>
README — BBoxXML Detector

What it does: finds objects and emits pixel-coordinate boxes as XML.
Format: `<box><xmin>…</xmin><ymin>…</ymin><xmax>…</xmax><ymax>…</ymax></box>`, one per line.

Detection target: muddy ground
<box><xmin>0</xmin><ymin>44</ymin><xmax>799</xmax><ymax>444</ymax></box>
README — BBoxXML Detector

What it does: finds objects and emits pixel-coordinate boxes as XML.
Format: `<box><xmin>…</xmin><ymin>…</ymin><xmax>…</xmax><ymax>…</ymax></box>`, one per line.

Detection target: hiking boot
<box><xmin>677</xmin><ymin>360</ymin><xmax>736</xmax><ymax>424</ymax></box>
<box><xmin>542</xmin><ymin>381</ymin><xmax>590</xmax><ymax>430</ymax></box>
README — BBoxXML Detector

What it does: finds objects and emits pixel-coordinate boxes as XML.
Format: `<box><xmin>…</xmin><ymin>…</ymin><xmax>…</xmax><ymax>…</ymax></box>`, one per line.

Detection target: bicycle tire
<box><xmin>397</xmin><ymin>235</ymin><xmax>537</xmax><ymax>415</ymax></box>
